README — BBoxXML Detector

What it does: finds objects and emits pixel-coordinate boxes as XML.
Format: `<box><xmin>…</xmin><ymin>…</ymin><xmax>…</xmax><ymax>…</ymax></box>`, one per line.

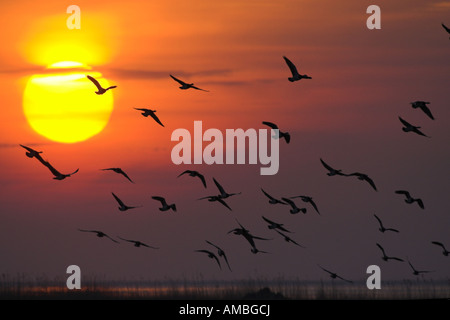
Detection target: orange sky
<box><xmin>0</xmin><ymin>0</ymin><xmax>449</xmax><ymax>283</ymax></box>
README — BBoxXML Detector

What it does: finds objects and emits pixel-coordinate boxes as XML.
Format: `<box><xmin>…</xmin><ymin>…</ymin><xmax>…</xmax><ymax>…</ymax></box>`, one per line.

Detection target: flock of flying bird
<box><xmin>19</xmin><ymin>25</ymin><xmax>449</xmax><ymax>282</ymax></box>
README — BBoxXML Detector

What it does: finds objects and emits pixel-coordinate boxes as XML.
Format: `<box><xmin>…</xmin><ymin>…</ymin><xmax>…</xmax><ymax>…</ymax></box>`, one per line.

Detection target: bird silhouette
<box><xmin>206</xmin><ymin>240</ymin><xmax>232</xmax><ymax>271</ymax></box>
<box><xmin>281</xmin><ymin>198</ymin><xmax>307</xmax><ymax>214</ymax></box>
<box><xmin>320</xmin><ymin>158</ymin><xmax>346</xmax><ymax>176</ymax></box>
<box><xmin>290</xmin><ymin>195</ymin><xmax>320</xmax><ymax>215</ymax></box>
<box><xmin>152</xmin><ymin>196</ymin><xmax>177</xmax><ymax>212</ymax></box>
<box><xmin>407</xmin><ymin>259</ymin><xmax>432</xmax><ymax>276</ymax></box>
<box><xmin>170</xmin><ymin>74</ymin><xmax>209</xmax><ymax>92</ymax></box>
<box><xmin>178</xmin><ymin>170</ymin><xmax>207</xmax><ymax>188</ymax></box>
<box><xmin>198</xmin><ymin>195</ymin><xmax>232</xmax><ymax>211</ymax></box>
<box><xmin>376</xmin><ymin>243</ymin><xmax>404</xmax><ymax>262</ymax></box>
<box><xmin>345</xmin><ymin>172</ymin><xmax>377</xmax><ymax>191</ymax></box>
<box><xmin>41</xmin><ymin>159</ymin><xmax>79</xmax><ymax>180</ymax></box>
<box><xmin>398</xmin><ymin>117</ymin><xmax>430</xmax><ymax>138</ymax></box>
<box><xmin>213</xmin><ymin>178</ymin><xmax>241</xmax><ymax>199</ymax></box>
<box><xmin>118</xmin><ymin>236</ymin><xmax>159</xmax><ymax>249</ymax></box>
<box><xmin>274</xmin><ymin>229</ymin><xmax>305</xmax><ymax>248</ymax></box>
<box><xmin>228</xmin><ymin>220</ymin><xmax>271</xmax><ymax>253</ymax></box>
<box><xmin>195</xmin><ymin>249</ymin><xmax>221</xmax><ymax>269</ymax></box>
<box><xmin>431</xmin><ymin>241</ymin><xmax>449</xmax><ymax>256</ymax></box>
<box><xmin>283</xmin><ymin>56</ymin><xmax>311</xmax><ymax>82</ymax></box>
<box><xmin>134</xmin><ymin>108</ymin><xmax>164</xmax><ymax>127</ymax></box>
<box><xmin>86</xmin><ymin>75</ymin><xmax>117</xmax><ymax>95</ymax></box>
<box><xmin>112</xmin><ymin>193</ymin><xmax>142</xmax><ymax>211</ymax></box>
<box><xmin>78</xmin><ymin>229</ymin><xmax>119</xmax><ymax>243</ymax></box>
<box><xmin>318</xmin><ymin>265</ymin><xmax>353</xmax><ymax>283</ymax></box>
<box><xmin>20</xmin><ymin>144</ymin><xmax>43</xmax><ymax>160</ymax></box>
<box><xmin>410</xmin><ymin>101</ymin><xmax>434</xmax><ymax>120</ymax></box>
<box><xmin>262</xmin><ymin>121</ymin><xmax>290</xmax><ymax>143</ymax></box>
<box><xmin>261</xmin><ymin>188</ymin><xmax>287</xmax><ymax>205</ymax></box>
<box><xmin>374</xmin><ymin>214</ymin><xmax>399</xmax><ymax>233</ymax></box>
<box><xmin>101</xmin><ymin>168</ymin><xmax>134</xmax><ymax>183</ymax></box>
<box><xmin>442</xmin><ymin>23</ymin><xmax>450</xmax><ymax>38</ymax></box>
<box><xmin>262</xmin><ymin>216</ymin><xmax>292</xmax><ymax>233</ymax></box>
<box><xmin>395</xmin><ymin>190</ymin><xmax>424</xmax><ymax>209</ymax></box>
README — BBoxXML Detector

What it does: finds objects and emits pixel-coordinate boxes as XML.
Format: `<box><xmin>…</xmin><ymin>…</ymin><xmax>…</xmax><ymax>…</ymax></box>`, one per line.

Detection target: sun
<box><xmin>23</xmin><ymin>62</ymin><xmax>114</xmax><ymax>143</ymax></box>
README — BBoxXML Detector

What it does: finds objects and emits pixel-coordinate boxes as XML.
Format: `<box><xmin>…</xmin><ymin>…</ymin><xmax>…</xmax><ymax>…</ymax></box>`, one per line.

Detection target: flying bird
<box><xmin>213</xmin><ymin>178</ymin><xmax>241</xmax><ymax>199</ymax></box>
<box><xmin>410</xmin><ymin>101</ymin><xmax>434</xmax><ymax>120</ymax></box>
<box><xmin>41</xmin><ymin>159</ymin><xmax>79</xmax><ymax>180</ymax></box>
<box><xmin>376</xmin><ymin>243</ymin><xmax>404</xmax><ymax>262</ymax></box>
<box><xmin>345</xmin><ymin>172</ymin><xmax>377</xmax><ymax>191</ymax></box>
<box><xmin>320</xmin><ymin>158</ymin><xmax>346</xmax><ymax>176</ymax></box>
<box><xmin>86</xmin><ymin>75</ymin><xmax>117</xmax><ymax>95</ymax></box>
<box><xmin>152</xmin><ymin>196</ymin><xmax>177</xmax><ymax>212</ymax></box>
<box><xmin>206</xmin><ymin>240</ymin><xmax>232</xmax><ymax>271</ymax></box>
<box><xmin>431</xmin><ymin>241</ymin><xmax>449</xmax><ymax>256</ymax></box>
<box><xmin>170</xmin><ymin>74</ymin><xmax>209</xmax><ymax>92</ymax></box>
<box><xmin>374</xmin><ymin>214</ymin><xmax>399</xmax><ymax>233</ymax></box>
<box><xmin>262</xmin><ymin>121</ymin><xmax>290</xmax><ymax>143</ymax></box>
<box><xmin>198</xmin><ymin>195</ymin><xmax>232</xmax><ymax>211</ymax></box>
<box><xmin>101</xmin><ymin>168</ymin><xmax>134</xmax><ymax>183</ymax></box>
<box><xmin>395</xmin><ymin>190</ymin><xmax>424</xmax><ymax>209</ymax></box>
<box><xmin>281</xmin><ymin>198</ymin><xmax>307</xmax><ymax>214</ymax></box>
<box><xmin>112</xmin><ymin>193</ymin><xmax>141</xmax><ymax>211</ymax></box>
<box><xmin>195</xmin><ymin>249</ymin><xmax>221</xmax><ymax>269</ymax></box>
<box><xmin>283</xmin><ymin>56</ymin><xmax>312</xmax><ymax>82</ymax></box>
<box><xmin>228</xmin><ymin>220</ymin><xmax>271</xmax><ymax>252</ymax></box>
<box><xmin>274</xmin><ymin>230</ymin><xmax>305</xmax><ymax>248</ymax></box>
<box><xmin>262</xmin><ymin>216</ymin><xmax>292</xmax><ymax>233</ymax></box>
<box><xmin>290</xmin><ymin>195</ymin><xmax>320</xmax><ymax>215</ymax></box>
<box><xmin>78</xmin><ymin>229</ymin><xmax>119</xmax><ymax>243</ymax></box>
<box><xmin>407</xmin><ymin>260</ymin><xmax>432</xmax><ymax>276</ymax></box>
<box><xmin>261</xmin><ymin>188</ymin><xmax>287</xmax><ymax>205</ymax></box>
<box><xmin>442</xmin><ymin>23</ymin><xmax>450</xmax><ymax>37</ymax></box>
<box><xmin>20</xmin><ymin>144</ymin><xmax>43</xmax><ymax>160</ymax></box>
<box><xmin>117</xmin><ymin>236</ymin><xmax>159</xmax><ymax>249</ymax></box>
<box><xmin>318</xmin><ymin>265</ymin><xmax>353</xmax><ymax>283</ymax></box>
<box><xmin>398</xmin><ymin>117</ymin><xmax>430</xmax><ymax>138</ymax></box>
<box><xmin>134</xmin><ymin>108</ymin><xmax>164</xmax><ymax>127</ymax></box>
<box><xmin>178</xmin><ymin>170</ymin><xmax>207</xmax><ymax>188</ymax></box>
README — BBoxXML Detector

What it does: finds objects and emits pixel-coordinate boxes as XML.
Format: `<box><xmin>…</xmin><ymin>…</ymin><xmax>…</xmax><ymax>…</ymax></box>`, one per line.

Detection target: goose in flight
<box><xmin>206</xmin><ymin>240</ymin><xmax>232</xmax><ymax>271</ymax></box>
<box><xmin>20</xmin><ymin>144</ymin><xmax>43</xmax><ymax>160</ymax></box>
<box><xmin>274</xmin><ymin>229</ymin><xmax>305</xmax><ymax>248</ymax></box>
<box><xmin>228</xmin><ymin>220</ymin><xmax>271</xmax><ymax>251</ymax></box>
<box><xmin>195</xmin><ymin>249</ymin><xmax>221</xmax><ymax>269</ymax></box>
<box><xmin>431</xmin><ymin>241</ymin><xmax>449</xmax><ymax>256</ymax></box>
<box><xmin>118</xmin><ymin>236</ymin><xmax>159</xmax><ymax>249</ymax></box>
<box><xmin>281</xmin><ymin>198</ymin><xmax>307</xmax><ymax>214</ymax></box>
<box><xmin>86</xmin><ymin>75</ymin><xmax>117</xmax><ymax>95</ymax></box>
<box><xmin>290</xmin><ymin>195</ymin><xmax>320</xmax><ymax>215</ymax></box>
<box><xmin>410</xmin><ymin>101</ymin><xmax>434</xmax><ymax>120</ymax></box>
<box><xmin>112</xmin><ymin>192</ymin><xmax>141</xmax><ymax>211</ymax></box>
<box><xmin>320</xmin><ymin>158</ymin><xmax>346</xmax><ymax>176</ymax></box>
<box><xmin>283</xmin><ymin>56</ymin><xmax>311</xmax><ymax>82</ymax></box>
<box><xmin>407</xmin><ymin>260</ymin><xmax>432</xmax><ymax>276</ymax></box>
<box><xmin>170</xmin><ymin>75</ymin><xmax>209</xmax><ymax>92</ymax></box>
<box><xmin>374</xmin><ymin>214</ymin><xmax>399</xmax><ymax>233</ymax></box>
<box><xmin>134</xmin><ymin>108</ymin><xmax>164</xmax><ymax>127</ymax></box>
<box><xmin>395</xmin><ymin>190</ymin><xmax>424</xmax><ymax>209</ymax></box>
<box><xmin>198</xmin><ymin>195</ymin><xmax>232</xmax><ymax>211</ymax></box>
<box><xmin>442</xmin><ymin>23</ymin><xmax>450</xmax><ymax>38</ymax></box>
<box><xmin>152</xmin><ymin>196</ymin><xmax>177</xmax><ymax>212</ymax></box>
<box><xmin>78</xmin><ymin>229</ymin><xmax>119</xmax><ymax>243</ymax></box>
<box><xmin>261</xmin><ymin>188</ymin><xmax>287</xmax><ymax>205</ymax></box>
<box><xmin>376</xmin><ymin>243</ymin><xmax>404</xmax><ymax>262</ymax></box>
<box><xmin>398</xmin><ymin>117</ymin><xmax>430</xmax><ymax>138</ymax></box>
<box><xmin>262</xmin><ymin>122</ymin><xmax>290</xmax><ymax>144</ymax></box>
<box><xmin>318</xmin><ymin>265</ymin><xmax>353</xmax><ymax>283</ymax></box>
<box><xmin>345</xmin><ymin>172</ymin><xmax>377</xmax><ymax>191</ymax></box>
<box><xmin>262</xmin><ymin>216</ymin><xmax>292</xmax><ymax>233</ymax></box>
<box><xmin>213</xmin><ymin>178</ymin><xmax>241</xmax><ymax>199</ymax></box>
<box><xmin>101</xmin><ymin>168</ymin><xmax>134</xmax><ymax>183</ymax></box>
<box><xmin>178</xmin><ymin>170</ymin><xmax>207</xmax><ymax>188</ymax></box>
<box><xmin>41</xmin><ymin>159</ymin><xmax>79</xmax><ymax>180</ymax></box>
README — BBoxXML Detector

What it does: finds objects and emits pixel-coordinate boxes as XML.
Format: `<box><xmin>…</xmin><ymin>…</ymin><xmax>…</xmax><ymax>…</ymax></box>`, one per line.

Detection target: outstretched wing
<box><xmin>112</xmin><ymin>193</ymin><xmax>126</xmax><ymax>207</ymax></box>
<box><xmin>197</xmin><ymin>173</ymin><xmax>207</xmax><ymax>188</ymax></box>
<box><xmin>283</xmin><ymin>56</ymin><xmax>299</xmax><ymax>77</ymax></box>
<box><xmin>398</xmin><ymin>116</ymin><xmax>411</xmax><ymax>127</ymax></box>
<box><xmin>416</xmin><ymin>198</ymin><xmax>425</xmax><ymax>209</ymax></box>
<box><xmin>149</xmin><ymin>112</ymin><xmax>165</xmax><ymax>127</ymax></box>
<box><xmin>87</xmin><ymin>75</ymin><xmax>103</xmax><ymax>90</ymax></box>
<box><xmin>376</xmin><ymin>243</ymin><xmax>386</xmax><ymax>255</ymax></box>
<box><xmin>152</xmin><ymin>196</ymin><xmax>168</xmax><ymax>206</ymax></box>
<box><xmin>442</xmin><ymin>23</ymin><xmax>450</xmax><ymax>34</ymax></box>
<box><xmin>177</xmin><ymin>170</ymin><xmax>191</xmax><ymax>178</ymax></box>
<box><xmin>217</xmin><ymin>198</ymin><xmax>232</xmax><ymax>211</ymax></box>
<box><xmin>431</xmin><ymin>241</ymin><xmax>445</xmax><ymax>249</ymax></box>
<box><xmin>262</xmin><ymin>215</ymin><xmax>275</xmax><ymax>225</ymax></box>
<box><xmin>41</xmin><ymin>160</ymin><xmax>62</xmax><ymax>177</ymax></box>
<box><xmin>395</xmin><ymin>190</ymin><xmax>410</xmax><ymax>197</ymax></box>
<box><xmin>261</xmin><ymin>188</ymin><xmax>276</xmax><ymax>201</ymax></box>
<box><xmin>373</xmin><ymin>214</ymin><xmax>383</xmax><ymax>228</ymax></box>
<box><xmin>281</xmin><ymin>197</ymin><xmax>296</xmax><ymax>208</ymax></box>
<box><xmin>191</xmin><ymin>85</ymin><xmax>209</xmax><ymax>92</ymax></box>
<box><xmin>262</xmin><ymin>121</ymin><xmax>279</xmax><ymax>130</ymax></box>
<box><xmin>363</xmin><ymin>175</ymin><xmax>377</xmax><ymax>191</ymax></box>
<box><xmin>320</xmin><ymin>158</ymin><xmax>335</xmax><ymax>172</ymax></box>
<box><xmin>118</xmin><ymin>169</ymin><xmax>134</xmax><ymax>183</ymax></box>
<box><xmin>419</xmin><ymin>104</ymin><xmax>434</xmax><ymax>120</ymax></box>
<box><xmin>170</xmin><ymin>74</ymin><xmax>186</xmax><ymax>85</ymax></box>
<box><xmin>213</xmin><ymin>178</ymin><xmax>226</xmax><ymax>196</ymax></box>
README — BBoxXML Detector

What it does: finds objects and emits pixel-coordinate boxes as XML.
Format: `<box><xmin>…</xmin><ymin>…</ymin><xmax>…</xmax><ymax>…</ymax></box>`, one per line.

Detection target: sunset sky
<box><xmin>0</xmin><ymin>0</ymin><xmax>449</xmax><ymax>285</ymax></box>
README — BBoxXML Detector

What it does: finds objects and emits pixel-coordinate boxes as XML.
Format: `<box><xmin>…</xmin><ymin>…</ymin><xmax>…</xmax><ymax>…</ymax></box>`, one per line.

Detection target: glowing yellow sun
<box><xmin>23</xmin><ymin>62</ymin><xmax>114</xmax><ymax>143</ymax></box>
